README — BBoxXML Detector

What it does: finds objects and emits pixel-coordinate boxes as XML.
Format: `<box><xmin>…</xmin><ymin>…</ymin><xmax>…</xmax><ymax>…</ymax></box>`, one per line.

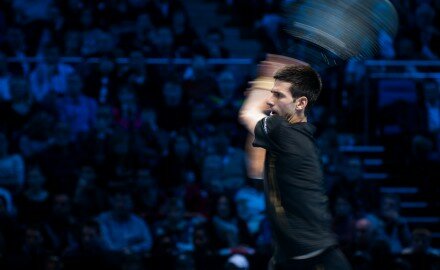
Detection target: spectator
<box><xmin>0</xmin><ymin>52</ymin><xmax>11</xmax><ymax>101</ymax></box>
<box><xmin>132</xmin><ymin>169</ymin><xmax>165</xmax><ymax>225</ymax></box>
<box><xmin>56</xmin><ymin>73</ymin><xmax>98</xmax><ymax>139</ymax></box>
<box><xmin>210</xmin><ymin>194</ymin><xmax>241</xmax><ymax>250</ymax></box>
<box><xmin>182</xmin><ymin>52</ymin><xmax>218</xmax><ymax>103</ymax></box>
<box><xmin>171</xmin><ymin>9</ymin><xmax>198</xmax><ymax>56</ymax></box>
<box><xmin>0</xmin><ymin>28</ymin><xmax>31</xmax><ymax>75</ymax></box>
<box><xmin>156</xmin><ymin>80</ymin><xmax>190</xmax><ymax>131</ymax></box>
<box><xmin>154</xmin><ymin>197</ymin><xmax>195</xmax><ymax>263</ymax></box>
<box><xmin>209</xmin><ymin>69</ymin><xmax>243</xmax><ymax>132</ymax></box>
<box><xmin>368</xmin><ymin>194</ymin><xmax>412</xmax><ymax>254</ymax></box>
<box><xmin>155</xmin><ymin>132</ymin><xmax>198</xmax><ymax>191</ymax></box>
<box><xmin>419</xmin><ymin>79</ymin><xmax>440</xmax><ymax>149</ymax></box>
<box><xmin>62</xmin><ymin>30</ymin><xmax>82</xmax><ymax>57</ymax></box>
<box><xmin>41</xmin><ymin>193</ymin><xmax>78</xmax><ymax>254</ymax></box>
<box><xmin>5</xmin><ymin>225</ymin><xmax>48</xmax><ymax>270</ymax></box>
<box><xmin>150</xmin><ymin>25</ymin><xmax>176</xmax><ymax>58</ymax></box>
<box><xmin>36</xmin><ymin>121</ymin><xmax>80</xmax><ymax>192</ymax></box>
<box><xmin>72</xmin><ymin>165</ymin><xmax>106</xmax><ymax>222</ymax></box>
<box><xmin>0</xmin><ymin>76</ymin><xmax>42</xmax><ymax>141</ymax></box>
<box><xmin>0</xmin><ymin>190</ymin><xmax>21</xmax><ymax>256</ymax></box>
<box><xmin>29</xmin><ymin>44</ymin><xmax>75</xmax><ymax>102</ymax></box>
<box><xmin>63</xmin><ymin>220</ymin><xmax>111</xmax><ymax>270</ymax></box>
<box><xmin>15</xmin><ymin>165</ymin><xmax>50</xmax><ymax>224</ymax></box>
<box><xmin>193</xmin><ymin>224</ymin><xmax>221</xmax><ymax>270</ymax></box>
<box><xmin>401</xmin><ymin>228</ymin><xmax>440</xmax><ymax>270</ymax></box>
<box><xmin>331</xmin><ymin>196</ymin><xmax>357</xmax><ymax>255</ymax></box>
<box><xmin>0</xmin><ymin>132</ymin><xmax>25</xmax><ymax>191</ymax></box>
<box><xmin>97</xmin><ymin>188</ymin><xmax>153</xmax><ymax>256</ymax></box>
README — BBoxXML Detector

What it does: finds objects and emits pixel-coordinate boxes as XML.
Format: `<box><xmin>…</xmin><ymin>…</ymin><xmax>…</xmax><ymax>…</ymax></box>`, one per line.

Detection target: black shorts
<box><xmin>270</xmin><ymin>246</ymin><xmax>352</xmax><ymax>270</ymax></box>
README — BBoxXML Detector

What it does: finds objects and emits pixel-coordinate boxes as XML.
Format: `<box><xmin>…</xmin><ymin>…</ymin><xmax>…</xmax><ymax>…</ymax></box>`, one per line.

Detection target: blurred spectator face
<box><xmin>129</xmin><ymin>51</ymin><xmax>145</xmax><ymax>71</ymax></box>
<box><xmin>68</xmin><ymin>0</ymin><xmax>83</xmax><ymax>11</ymax></box>
<box><xmin>167</xmin><ymin>199</ymin><xmax>185</xmax><ymax>223</ymax></box>
<box><xmin>0</xmin><ymin>133</ymin><xmax>7</xmax><ymax>157</ymax></box>
<box><xmin>111</xmin><ymin>193</ymin><xmax>133</xmax><ymax>219</ymax></box>
<box><xmin>78</xmin><ymin>166</ymin><xmax>96</xmax><ymax>187</ymax></box>
<box><xmin>214</xmin><ymin>133</ymin><xmax>230</xmax><ymax>154</ymax></box>
<box><xmin>53</xmin><ymin>122</ymin><xmax>72</xmax><ymax>145</ymax></box>
<box><xmin>396</xmin><ymin>38</ymin><xmax>415</xmax><ymax>59</ymax></box>
<box><xmin>191</xmin><ymin>55</ymin><xmax>207</xmax><ymax>73</ymax></box>
<box><xmin>355</xmin><ymin>218</ymin><xmax>373</xmax><ymax>244</ymax></box>
<box><xmin>64</xmin><ymin>31</ymin><xmax>82</xmax><ymax>54</ymax></box>
<box><xmin>96</xmin><ymin>106</ymin><xmax>113</xmax><ymax>130</ymax></box>
<box><xmin>173</xmin><ymin>135</ymin><xmax>190</xmax><ymax>157</ymax></box>
<box><xmin>45</xmin><ymin>256</ymin><xmax>63</xmax><ymax>270</ymax></box>
<box><xmin>217</xmin><ymin>71</ymin><xmax>236</xmax><ymax>99</ymax></box>
<box><xmin>0</xmin><ymin>196</ymin><xmax>7</xmax><ymax>216</ymax></box>
<box><xmin>411</xmin><ymin>135</ymin><xmax>433</xmax><ymax>157</ymax></box>
<box><xmin>99</xmin><ymin>57</ymin><xmax>115</xmax><ymax>75</ymax></box>
<box><xmin>27</xmin><ymin>167</ymin><xmax>46</xmax><ymax>189</ymax></box>
<box><xmin>172</xmin><ymin>10</ymin><xmax>186</xmax><ymax>32</ymax></box>
<box><xmin>341</xmin><ymin>157</ymin><xmax>363</xmax><ymax>181</ymax></box>
<box><xmin>163</xmin><ymin>82</ymin><xmax>183</xmax><ymax>106</ymax></box>
<box><xmin>378</xmin><ymin>32</ymin><xmax>395</xmax><ymax>59</ymax></box>
<box><xmin>415</xmin><ymin>4</ymin><xmax>435</xmax><ymax>29</ymax></box>
<box><xmin>207</xmin><ymin>30</ymin><xmax>223</xmax><ymax>48</ymax></box>
<box><xmin>129</xmin><ymin>0</ymin><xmax>147</xmax><ymax>8</ymax></box>
<box><xmin>155</xmin><ymin>26</ymin><xmax>174</xmax><ymax>49</ymax></box>
<box><xmin>136</xmin><ymin>13</ymin><xmax>152</xmax><ymax>30</ymax></box>
<box><xmin>412</xmin><ymin>229</ymin><xmax>431</xmax><ymax>252</ymax></box>
<box><xmin>9</xmin><ymin>77</ymin><xmax>29</xmax><ymax>101</ymax></box>
<box><xmin>193</xmin><ymin>227</ymin><xmax>209</xmax><ymax>249</ymax></box>
<box><xmin>52</xmin><ymin>194</ymin><xmax>71</xmax><ymax>217</ymax></box>
<box><xmin>334</xmin><ymin>197</ymin><xmax>352</xmax><ymax>218</ymax></box>
<box><xmin>217</xmin><ymin>195</ymin><xmax>231</xmax><ymax>218</ymax></box>
<box><xmin>183</xmin><ymin>170</ymin><xmax>196</xmax><ymax>184</ymax></box>
<box><xmin>118</xmin><ymin>88</ymin><xmax>137</xmax><ymax>106</ymax></box>
<box><xmin>380</xmin><ymin>195</ymin><xmax>400</xmax><ymax>221</ymax></box>
<box><xmin>191</xmin><ymin>102</ymin><xmax>211</xmax><ymax>122</ymax></box>
<box><xmin>136</xmin><ymin>169</ymin><xmax>154</xmax><ymax>187</ymax></box>
<box><xmin>80</xmin><ymin>9</ymin><xmax>94</xmax><ymax>28</ymax></box>
<box><xmin>24</xmin><ymin>227</ymin><xmax>44</xmax><ymax>248</ymax></box>
<box><xmin>0</xmin><ymin>52</ymin><xmax>7</xmax><ymax>74</ymax></box>
<box><xmin>81</xmin><ymin>224</ymin><xmax>100</xmax><ymax>247</ymax></box>
<box><xmin>423</xmin><ymin>80</ymin><xmax>439</xmax><ymax>104</ymax></box>
<box><xmin>236</xmin><ymin>199</ymin><xmax>251</xmax><ymax>220</ymax></box>
<box><xmin>6</xmin><ymin>28</ymin><xmax>25</xmax><ymax>50</ymax></box>
<box><xmin>140</xmin><ymin>109</ymin><xmax>157</xmax><ymax>126</ymax></box>
<box><xmin>202</xmin><ymin>155</ymin><xmax>223</xmax><ymax>183</ymax></box>
<box><xmin>43</xmin><ymin>46</ymin><xmax>61</xmax><ymax>65</ymax></box>
<box><xmin>96</xmin><ymin>32</ymin><xmax>116</xmax><ymax>54</ymax></box>
<box><xmin>67</xmin><ymin>73</ymin><xmax>83</xmax><ymax>97</ymax></box>
<box><xmin>112</xmin><ymin>131</ymin><xmax>130</xmax><ymax>155</ymax></box>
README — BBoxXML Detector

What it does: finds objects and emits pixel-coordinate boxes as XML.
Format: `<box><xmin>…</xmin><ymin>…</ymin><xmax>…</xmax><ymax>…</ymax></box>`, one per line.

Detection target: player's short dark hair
<box><xmin>274</xmin><ymin>65</ymin><xmax>322</xmax><ymax>114</ymax></box>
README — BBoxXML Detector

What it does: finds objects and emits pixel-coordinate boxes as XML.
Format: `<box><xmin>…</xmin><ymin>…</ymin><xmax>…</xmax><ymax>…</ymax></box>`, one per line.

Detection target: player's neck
<box><xmin>287</xmin><ymin>113</ymin><xmax>307</xmax><ymax>124</ymax></box>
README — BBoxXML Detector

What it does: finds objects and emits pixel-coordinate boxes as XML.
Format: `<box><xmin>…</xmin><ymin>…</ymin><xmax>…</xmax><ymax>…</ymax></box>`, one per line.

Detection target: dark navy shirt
<box><xmin>253</xmin><ymin>115</ymin><xmax>337</xmax><ymax>263</ymax></box>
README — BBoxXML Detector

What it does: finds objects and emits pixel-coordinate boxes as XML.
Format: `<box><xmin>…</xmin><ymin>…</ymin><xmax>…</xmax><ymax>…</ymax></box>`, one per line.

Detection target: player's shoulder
<box><xmin>259</xmin><ymin>115</ymin><xmax>285</xmax><ymax>133</ymax></box>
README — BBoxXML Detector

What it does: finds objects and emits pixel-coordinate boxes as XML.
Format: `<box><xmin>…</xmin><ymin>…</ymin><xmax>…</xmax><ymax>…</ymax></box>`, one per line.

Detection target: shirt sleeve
<box><xmin>253</xmin><ymin>115</ymin><xmax>284</xmax><ymax>150</ymax></box>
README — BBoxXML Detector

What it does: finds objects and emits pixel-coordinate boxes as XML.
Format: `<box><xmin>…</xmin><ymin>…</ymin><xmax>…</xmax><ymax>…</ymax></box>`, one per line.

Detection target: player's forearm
<box><xmin>240</xmin><ymin>76</ymin><xmax>274</xmax><ymax>113</ymax></box>
<box><xmin>245</xmin><ymin>133</ymin><xmax>265</xmax><ymax>179</ymax></box>
<box><xmin>239</xmin><ymin>77</ymin><xmax>273</xmax><ymax>133</ymax></box>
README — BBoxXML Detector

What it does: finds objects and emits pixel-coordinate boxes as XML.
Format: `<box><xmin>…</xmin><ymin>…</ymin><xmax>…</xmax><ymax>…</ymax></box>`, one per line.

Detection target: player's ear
<box><xmin>295</xmin><ymin>96</ymin><xmax>308</xmax><ymax>111</ymax></box>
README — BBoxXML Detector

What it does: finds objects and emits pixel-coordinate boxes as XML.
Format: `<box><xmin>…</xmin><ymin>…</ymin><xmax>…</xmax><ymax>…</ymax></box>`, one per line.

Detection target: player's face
<box><xmin>266</xmin><ymin>80</ymin><xmax>297</xmax><ymax>119</ymax></box>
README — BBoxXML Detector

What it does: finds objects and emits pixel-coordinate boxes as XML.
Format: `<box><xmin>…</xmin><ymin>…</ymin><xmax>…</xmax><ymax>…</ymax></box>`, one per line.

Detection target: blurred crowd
<box><xmin>0</xmin><ymin>0</ymin><xmax>439</xmax><ymax>269</ymax></box>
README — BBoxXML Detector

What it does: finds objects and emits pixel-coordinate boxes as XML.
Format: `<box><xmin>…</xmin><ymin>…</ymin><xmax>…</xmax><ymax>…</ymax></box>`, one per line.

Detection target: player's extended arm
<box><xmin>239</xmin><ymin>61</ymin><xmax>279</xmax><ymax>179</ymax></box>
